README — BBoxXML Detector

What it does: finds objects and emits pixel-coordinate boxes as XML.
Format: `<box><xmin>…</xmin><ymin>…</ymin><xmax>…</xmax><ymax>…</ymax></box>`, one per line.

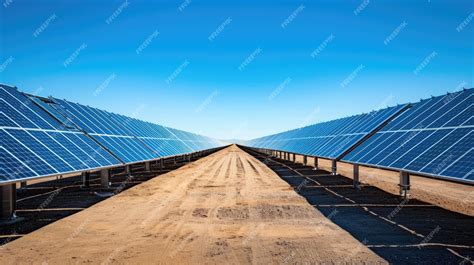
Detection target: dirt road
<box><xmin>0</xmin><ymin>145</ymin><xmax>385</xmax><ymax>264</ymax></box>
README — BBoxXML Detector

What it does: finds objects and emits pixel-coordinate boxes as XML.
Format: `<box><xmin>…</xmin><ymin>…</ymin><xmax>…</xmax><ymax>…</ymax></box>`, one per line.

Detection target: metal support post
<box><xmin>0</xmin><ymin>184</ymin><xmax>17</xmax><ymax>221</ymax></box>
<box><xmin>331</xmin><ymin>160</ymin><xmax>337</xmax><ymax>175</ymax></box>
<box><xmin>399</xmin><ymin>171</ymin><xmax>411</xmax><ymax>198</ymax></box>
<box><xmin>82</xmin><ymin>172</ymin><xmax>91</xmax><ymax>188</ymax></box>
<box><xmin>353</xmin><ymin>164</ymin><xmax>360</xmax><ymax>189</ymax></box>
<box><xmin>145</xmin><ymin>161</ymin><xmax>151</xmax><ymax>172</ymax></box>
<box><xmin>100</xmin><ymin>169</ymin><xmax>110</xmax><ymax>188</ymax></box>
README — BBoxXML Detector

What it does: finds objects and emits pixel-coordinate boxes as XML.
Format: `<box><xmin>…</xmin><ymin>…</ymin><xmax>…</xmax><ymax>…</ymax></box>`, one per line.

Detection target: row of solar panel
<box><xmin>342</xmin><ymin>89</ymin><xmax>473</xmax><ymax>181</ymax></box>
<box><xmin>248</xmin><ymin>104</ymin><xmax>407</xmax><ymax>159</ymax></box>
<box><xmin>246</xmin><ymin>88</ymin><xmax>473</xmax><ymax>183</ymax></box>
<box><xmin>0</xmin><ymin>84</ymin><xmax>223</xmax><ymax>182</ymax></box>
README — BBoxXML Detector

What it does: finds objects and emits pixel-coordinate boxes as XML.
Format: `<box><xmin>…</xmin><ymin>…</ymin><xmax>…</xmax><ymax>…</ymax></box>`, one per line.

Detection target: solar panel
<box><xmin>342</xmin><ymin>88</ymin><xmax>473</xmax><ymax>183</ymax></box>
<box><xmin>246</xmin><ymin>104</ymin><xmax>408</xmax><ymax>159</ymax></box>
<box><xmin>1</xmin><ymin>85</ymin><xmax>223</xmax><ymax>183</ymax></box>
<box><xmin>0</xmin><ymin>85</ymin><xmax>121</xmax><ymax>182</ymax></box>
<box><xmin>47</xmin><ymin>98</ymin><xmax>219</xmax><ymax>162</ymax></box>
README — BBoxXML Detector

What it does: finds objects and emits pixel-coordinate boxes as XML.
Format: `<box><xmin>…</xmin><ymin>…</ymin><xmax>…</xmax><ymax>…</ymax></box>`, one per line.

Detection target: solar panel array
<box><xmin>1</xmin><ymin>85</ymin><xmax>121</xmax><ymax>181</ymax></box>
<box><xmin>246</xmin><ymin>88</ymin><xmax>473</xmax><ymax>184</ymax></box>
<box><xmin>246</xmin><ymin>104</ymin><xmax>407</xmax><ymax>159</ymax></box>
<box><xmin>343</xmin><ymin>89</ymin><xmax>473</xmax><ymax>182</ymax></box>
<box><xmin>1</xmin><ymin>85</ymin><xmax>223</xmax><ymax>182</ymax></box>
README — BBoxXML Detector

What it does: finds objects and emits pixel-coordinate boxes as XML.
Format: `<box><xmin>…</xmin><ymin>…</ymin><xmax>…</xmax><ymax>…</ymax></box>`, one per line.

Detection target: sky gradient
<box><xmin>1</xmin><ymin>0</ymin><xmax>473</xmax><ymax>140</ymax></box>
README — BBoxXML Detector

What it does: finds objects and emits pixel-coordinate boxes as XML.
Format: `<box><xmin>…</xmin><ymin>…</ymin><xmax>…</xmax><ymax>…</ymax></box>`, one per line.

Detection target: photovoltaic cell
<box><xmin>246</xmin><ymin>104</ymin><xmax>407</xmax><ymax>159</ymax></box>
<box><xmin>245</xmin><ymin>88</ymin><xmax>472</xmax><ymax>183</ymax></box>
<box><xmin>50</xmin><ymin>98</ymin><xmax>219</xmax><ymax>161</ymax></box>
<box><xmin>1</xmin><ymin>85</ymin><xmax>120</xmax><ymax>181</ymax></box>
<box><xmin>342</xmin><ymin>89</ymin><xmax>473</xmax><ymax>183</ymax></box>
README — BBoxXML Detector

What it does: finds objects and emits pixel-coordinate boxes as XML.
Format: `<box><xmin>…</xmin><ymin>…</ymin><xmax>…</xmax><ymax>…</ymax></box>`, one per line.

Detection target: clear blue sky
<box><xmin>1</xmin><ymin>0</ymin><xmax>472</xmax><ymax>140</ymax></box>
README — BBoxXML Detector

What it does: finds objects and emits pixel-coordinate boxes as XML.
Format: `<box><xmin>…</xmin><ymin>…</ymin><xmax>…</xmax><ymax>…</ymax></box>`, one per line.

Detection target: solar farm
<box><xmin>0</xmin><ymin>84</ymin><xmax>472</xmax><ymax>264</ymax></box>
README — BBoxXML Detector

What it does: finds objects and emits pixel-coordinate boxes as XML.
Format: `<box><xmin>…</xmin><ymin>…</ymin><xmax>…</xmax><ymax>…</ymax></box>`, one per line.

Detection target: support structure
<box><xmin>145</xmin><ymin>161</ymin><xmax>151</xmax><ymax>172</ymax></box>
<box><xmin>292</xmin><ymin>153</ymin><xmax>296</xmax><ymax>163</ymax></box>
<box><xmin>0</xmin><ymin>184</ymin><xmax>16</xmax><ymax>221</ymax></box>
<box><xmin>331</xmin><ymin>160</ymin><xmax>337</xmax><ymax>175</ymax></box>
<box><xmin>100</xmin><ymin>169</ymin><xmax>110</xmax><ymax>188</ymax></box>
<box><xmin>314</xmin><ymin>157</ymin><xmax>319</xmax><ymax>170</ymax></box>
<box><xmin>125</xmin><ymin>165</ymin><xmax>132</xmax><ymax>174</ymax></box>
<box><xmin>303</xmin><ymin>155</ymin><xmax>307</xmax><ymax>166</ymax></box>
<box><xmin>353</xmin><ymin>164</ymin><xmax>360</xmax><ymax>189</ymax></box>
<box><xmin>82</xmin><ymin>172</ymin><xmax>90</xmax><ymax>188</ymax></box>
<box><xmin>399</xmin><ymin>171</ymin><xmax>411</xmax><ymax>198</ymax></box>
<box><xmin>20</xmin><ymin>181</ymin><xmax>27</xmax><ymax>189</ymax></box>
<box><xmin>160</xmin><ymin>159</ymin><xmax>164</xmax><ymax>169</ymax></box>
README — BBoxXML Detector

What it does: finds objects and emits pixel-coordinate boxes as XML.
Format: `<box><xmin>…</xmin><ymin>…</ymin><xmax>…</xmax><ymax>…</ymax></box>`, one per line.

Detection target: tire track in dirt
<box><xmin>157</xmin><ymin>152</ymin><xmax>231</xmax><ymax>255</ymax></box>
<box><xmin>0</xmin><ymin>145</ymin><xmax>386</xmax><ymax>264</ymax></box>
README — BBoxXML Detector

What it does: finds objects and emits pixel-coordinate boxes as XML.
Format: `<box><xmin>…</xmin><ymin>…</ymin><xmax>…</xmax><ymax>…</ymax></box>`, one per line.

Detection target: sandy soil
<box><xmin>0</xmin><ymin>145</ymin><xmax>385</xmax><ymax>264</ymax></box>
<box><xmin>291</xmin><ymin>154</ymin><xmax>474</xmax><ymax>216</ymax></box>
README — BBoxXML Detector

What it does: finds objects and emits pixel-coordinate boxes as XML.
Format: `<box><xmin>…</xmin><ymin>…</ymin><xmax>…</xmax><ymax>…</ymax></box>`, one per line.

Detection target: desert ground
<box><xmin>291</xmin><ymin>155</ymin><xmax>474</xmax><ymax>216</ymax></box>
<box><xmin>0</xmin><ymin>145</ymin><xmax>385</xmax><ymax>264</ymax></box>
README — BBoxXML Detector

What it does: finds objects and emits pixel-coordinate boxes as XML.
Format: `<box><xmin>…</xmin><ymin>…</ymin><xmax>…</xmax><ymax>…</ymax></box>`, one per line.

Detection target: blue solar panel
<box><xmin>343</xmin><ymin>88</ymin><xmax>473</xmax><ymax>183</ymax></box>
<box><xmin>1</xmin><ymin>85</ymin><xmax>122</xmax><ymax>182</ymax></box>
<box><xmin>48</xmin><ymin>98</ymin><xmax>219</xmax><ymax>162</ymax></box>
<box><xmin>246</xmin><ymin>104</ymin><xmax>408</xmax><ymax>159</ymax></box>
<box><xmin>1</xmin><ymin>85</ymin><xmax>223</xmax><ymax>183</ymax></box>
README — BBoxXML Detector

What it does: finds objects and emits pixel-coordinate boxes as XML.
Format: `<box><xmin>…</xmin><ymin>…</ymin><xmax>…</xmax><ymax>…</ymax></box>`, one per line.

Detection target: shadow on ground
<box><xmin>242</xmin><ymin>147</ymin><xmax>474</xmax><ymax>265</ymax></box>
